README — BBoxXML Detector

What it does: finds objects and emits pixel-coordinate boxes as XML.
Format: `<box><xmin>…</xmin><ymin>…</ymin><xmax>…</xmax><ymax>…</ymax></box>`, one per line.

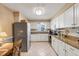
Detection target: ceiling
<box><xmin>2</xmin><ymin>3</ymin><xmax>65</xmax><ymax>20</ymax></box>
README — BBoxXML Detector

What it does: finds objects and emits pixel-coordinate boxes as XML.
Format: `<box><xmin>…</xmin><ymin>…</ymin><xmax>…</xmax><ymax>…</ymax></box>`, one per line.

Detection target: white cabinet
<box><xmin>39</xmin><ymin>34</ymin><xmax>48</xmax><ymax>41</ymax></box>
<box><xmin>51</xmin><ymin>36</ymin><xmax>79</xmax><ymax>56</ymax></box>
<box><xmin>58</xmin><ymin>40</ymin><xmax>66</xmax><ymax>56</ymax></box>
<box><xmin>51</xmin><ymin>36</ymin><xmax>66</xmax><ymax>56</ymax></box>
<box><xmin>66</xmin><ymin>44</ymin><xmax>79</xmax><ymax>56</ymax></box>
<box><xmin>58</xmin><ymin>13</ymin><xmax>64</xmax><ymax>28</ymax></box>
<box><xmin>50</xmin><ymin>20</ymin><xmax>53</xmax><ymax>30</ymax></box>
<box><xmin>50</xmin><ymin>13</ymin><xmax>64</xmax><ymax>29</ymax></box>
<box><xmin>63</xmin><ymin>4</ymin><xmax>79</xmax><ymax>28</ymax></box>
<box><xmin>51</xmin><ymin>6</ymin><xmax>74</xmax><ymax>29</ymax></box>
<box><xmin>66</xmin><ymin>51</ymin><xmax>76</xmax><ymax>56</ymax></box>
<box><xmin>75</xmin><ymin>4</ymin><xmax>79</xmax><ymax>27</ymax></box>
<box><xmin>50</xmin><ymin>4</ymin><xmax>79</xmax><ymax>29</ymax></box>
<box><xmin>31</xmin><ymin>34</ymin><xmax>48</xmax><ymax>41</ymax></box>
<box><xmin>55</xmin><ymin>18</ymin><xmax>59</xmax><ymax>29</ymax></box>
<box><xmin>64</xmin><ymin>6</ymin><xmax>74</xmax><ymax>27</ymax></box>
<box><xmin>50</xmin><ymin>19</ymin><xmax>56</xmax><ymax>30</ymax></box>
<box><xmin>31</xmin><ymin>34</ymin><xmax>40</xmax><ymax>41</ymax></box>
<box><xmin>51</xmin><ymin>36</ymin><xmax>59</xmax><ymax>53</ymax></box>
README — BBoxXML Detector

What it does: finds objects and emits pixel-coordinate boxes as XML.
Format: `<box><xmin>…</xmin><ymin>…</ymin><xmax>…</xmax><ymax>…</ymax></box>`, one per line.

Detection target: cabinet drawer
<box><xmin>66</xmin><ymin>44</ymin><xmax>79</xmax><ymax>55</ymax></box>
<box><xmin>66</xmin><ymin>50</ymin><xmax>77</xmax><ymax>56</ymax></box>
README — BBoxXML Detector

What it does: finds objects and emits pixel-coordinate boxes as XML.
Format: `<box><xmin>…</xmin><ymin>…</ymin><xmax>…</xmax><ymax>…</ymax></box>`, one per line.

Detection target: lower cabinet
<box><xmin>66</xmin><ymin>44</ymin><xmax>79</xmax><ymax>56</ymax></box>
<box><xmin>65</xmin><ymin>51</ymin><xmax>76</xmax><ymax>56</ymax></box>
<box><xmin>57</xmin><ymin>40</ymin><xmax>66</xmax><ymax>56</ymax></box>
<box><xmin>52</xmin><ymin>36</ymin><xmax>66</xmax><ymax>56</ymax></box>
<box><xmin>51</xmin><ymin>36</ymin><xmax>79</xmax><ymax>56</ymax></box>
<box><xmin>52</xmin><ymin>36</ymin><xmax>59</xmax><ymax>53</ymax></box>
<box><xmin>31</xmin><ymin>34</ymin><xmax>48</xmax><ymax>41</ymax></box>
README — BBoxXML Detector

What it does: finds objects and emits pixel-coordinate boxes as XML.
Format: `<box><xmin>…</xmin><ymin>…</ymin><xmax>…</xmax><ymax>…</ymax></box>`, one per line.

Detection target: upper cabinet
<box><xmin>58</xmin><ymin>13</ymin><xmax>64</xmax><ymax>28</ymax></box>
<box><xmin>64</xmin><ymin>6</ymin><xmax>74</xmax><ymax>28</ymax></box>
<box><xmin>50</xmin><ymin>17</ymin><xmax>58</xmax><ymax>30</ymax></box>
<box><xmin>75</xmin><ymin>4</ymin><xmax>79</xmax><ymax>27</ymax></box>
<box><xmin>64</xmin><ymin>4</ymin><xmax>79</xmax><ymax>27</ymax></box>
<box><xmin>50</xmin><ymin>14</ymin><xmax>64</xmax><ymax>29</ymax></box>
<box><xmin>55</xmin><ymin>17</ymin><xmax>59</xmax><ymax>29</ymax></box>
<box><xmin>50</xmin><ymin>4</ymin><xmax>79</xmax><ymax>29</ymax></box>
<box><xmin>50</xmin><ymin>18</ymin><xmax>56</xmax><ymax>30</ymax></box>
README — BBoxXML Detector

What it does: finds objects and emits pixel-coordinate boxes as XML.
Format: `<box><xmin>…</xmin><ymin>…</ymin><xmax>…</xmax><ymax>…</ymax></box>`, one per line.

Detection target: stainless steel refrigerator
<box><xmin>12</xmin><ymin>22</ymin><xmax>31</xmax><ymax>52</ymax></box>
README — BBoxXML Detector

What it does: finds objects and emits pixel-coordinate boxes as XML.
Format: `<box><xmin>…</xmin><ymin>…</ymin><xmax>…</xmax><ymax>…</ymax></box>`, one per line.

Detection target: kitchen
<box><xmin>0</xmin><ymin>3</ymin><xmax>79</xmax><ymax>56</ymax></box>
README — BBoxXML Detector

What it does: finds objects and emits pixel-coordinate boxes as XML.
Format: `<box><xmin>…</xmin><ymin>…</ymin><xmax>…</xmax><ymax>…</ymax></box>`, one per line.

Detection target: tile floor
<box><xmin>21</xmin><ymin>42</ymin><xmax>57</xmax><ymax>56</ymax></box>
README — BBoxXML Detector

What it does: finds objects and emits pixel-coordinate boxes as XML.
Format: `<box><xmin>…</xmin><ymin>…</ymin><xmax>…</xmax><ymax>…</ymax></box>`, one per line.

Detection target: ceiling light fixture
<box><xmin>33</xmin><ymin>7</ymin><xmax>45</xmax><ymax>16</ymax></box>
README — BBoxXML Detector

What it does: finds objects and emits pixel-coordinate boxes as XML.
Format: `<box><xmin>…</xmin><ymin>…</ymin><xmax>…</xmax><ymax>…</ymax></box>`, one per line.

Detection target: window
<box><xmin>36</xmin><ymin>22</ymin><xmax>46</xmax><ymax>31</ymax></box>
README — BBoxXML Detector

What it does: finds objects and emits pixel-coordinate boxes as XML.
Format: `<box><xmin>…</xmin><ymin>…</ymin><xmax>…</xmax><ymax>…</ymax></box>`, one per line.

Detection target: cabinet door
<box><xmin>52</xmin><ymin>36</ymin><xmax>56</xmax><ymax>48</ymax></box>
<box><xmin>31</xmin><ymin>34</ymin><xmax>40</xmax><ymax>41</ymax></box>
<box><xmin>50</xmin><ymin>19</ymin><xmax>56</xmax><ymax>30</ymax></box>
<box><xmin>39</xmin><ymin>34</ymin><xmax>48</xmax><ymax>41</ymax></box>
<box><xmin>66</xmin><ymin>51</ymin><xmax>76</xmax><ymax>56</ymax></box>
<box><xmin>75</xmin><ymin>4</ymin><xmax>79</xmax><ymax>27</ymax></box>
<box><xmin>66</xmin><ymin>44</ymin><xmax>79</xmax><ymax>56</ymax></box>
<box><xmin>53</xmin><ymin>38</ymin><xmax>59</xmax><ymax>53</ymax></box>
<box><xmin>58</xmin><ymin>13</ymin><xmax>64</xmax><ymax>28</ymax></box>
<box><xmin>51</xmin><ymin>36</ymin><xmax>54</xmax><ymax>46</ymax></box>
<box><xmin>58</xmin><ymin>40</ymin><xmax>66</xmax><ymax>56</ymax></box>
<box><xmin>64</xmin><ymin>6</ymin><xmax>74</xmax><ymax>27</ymax></box>
<box><xmin>55</xmin><ymin>18</ymin><xmax>59</xmax><ymax>29</ymax></box>
<box><xmin>50</xmin><ymin>20</ymin><xmax>53</xmax><ymax>30</ymax></box>
<box><xmin>51</xmin><ymin>36</ymin><xmax>66</xmax><ymax>56</ymax></box>
<box><xmin>51</xmin><ymin>36</ymin><xmax>59</xmax><ymax>53</ymax></box>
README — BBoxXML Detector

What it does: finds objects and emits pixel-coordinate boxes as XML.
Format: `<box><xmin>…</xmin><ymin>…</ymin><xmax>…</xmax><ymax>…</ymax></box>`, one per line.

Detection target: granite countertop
<box><xmin>31</xmin><ymin>31</ymin><xmax>49</xmax><ymax>34</ymax></box>
<box><xmin>51</xmin><ymin>35</ymin><xmax>79</xmax><ymax>49</ymax></box>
